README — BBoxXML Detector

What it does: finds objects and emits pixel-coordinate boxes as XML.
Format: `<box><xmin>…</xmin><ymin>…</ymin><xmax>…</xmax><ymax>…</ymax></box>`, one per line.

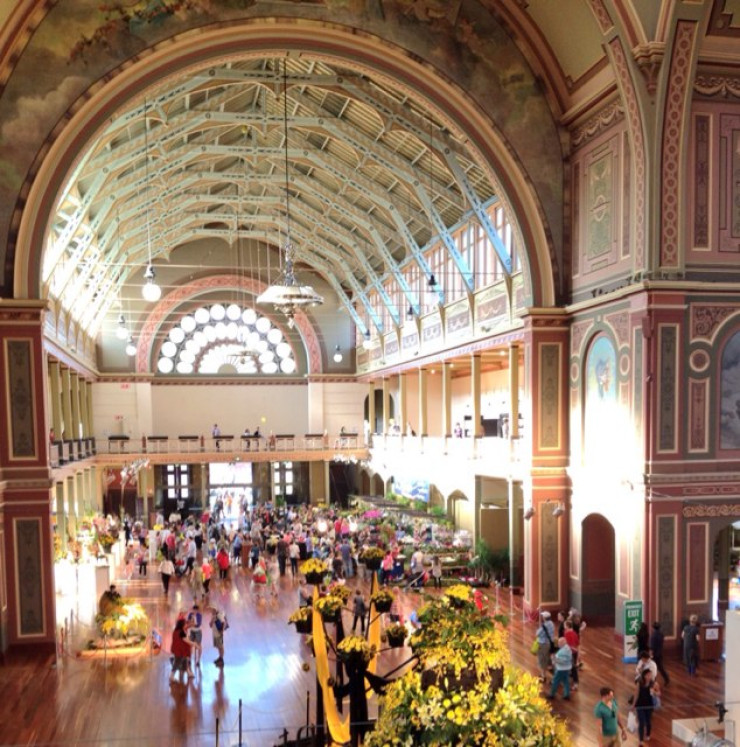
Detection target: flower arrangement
<box><xmin>314</xmin><ymin>594</ymin><xmax>344</xmax><ymax>620</ymax></box>
<box><xmin>359</xmin><ymin>546</ymin><xmax>385</xmax><ymax>561</ymax></box>
<box><xmin>370</xmin><ymin>588</ymin><xmax>394</xmax><ymax>612</ymax></box>
<box><xmin>96</xmin><ymin>530</ymin><xmax>116</xmax><ymax>552</ymax></box>
<box><xmin>443</xmin><ymin>584</ymin><xmax>473</xmax><ymax>606</ymax></box>
<box><xmin>92</xmin><ymin>601</ymin><xmax>149</xmax><ymax>645</ymax></box>
<box><xmin>337</xmin><ymin>635</ymin><xmax>376</xmax><ymax>665</ymax></box>
<box><xmin>327</xmin><ymin>584</ymin><xmax>351</xmax><ymax>603</ymax></box>
<box><xmin>288</xmin><ymin>607</ymin><xmax>312</xmax><ymax>623</ymax></box>
<box><xmin>288</xmin><ymin>606</ymin><xmax>313</xmax><ymax>633</ymax></box>
<box><xmin>384</xmin><ymin>623</ymin><xmax>407</xmax><ymax>648</ymax></box>
<box><xmin>300</xmin><ymin>558</ymin><xmax>331</xmax><ymax>584</ymax></box>
<box><xmin>365</xmin><ymin>591</ymin><xmax>570</xmax><ymax>746</ymax></box>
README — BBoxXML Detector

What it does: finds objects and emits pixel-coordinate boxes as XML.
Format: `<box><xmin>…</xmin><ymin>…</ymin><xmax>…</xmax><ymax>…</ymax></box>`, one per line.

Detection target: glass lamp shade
<box><xmin>333</xmin><ymin>345</ymin><xmax>343</xmax><ymax>363</ymax></box>
<box><xmin>116</xmin><ymin>314</ymin><xmax>129</xmax><ymax>340</ymax></box>
<box><xmin>142</xmin><ymin>278</ymin><xmax>161</xmax><ymax>302</ymax></box>
<box><xmin>125</xmin><ymin>337</ymin><xmax>137</xmax><ymax>357</ymax></box>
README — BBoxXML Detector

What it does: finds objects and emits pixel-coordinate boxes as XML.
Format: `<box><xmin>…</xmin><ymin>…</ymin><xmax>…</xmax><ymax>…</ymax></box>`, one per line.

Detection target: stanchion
<box><xmin>238</xmin><ymin>698</ymin><xmax>243</xmax><ymax>746</ymax></box>
<box><xmin>215</xmin><ymin>717</ymin><xmax>219</xmax><ymax>746</ymax></box>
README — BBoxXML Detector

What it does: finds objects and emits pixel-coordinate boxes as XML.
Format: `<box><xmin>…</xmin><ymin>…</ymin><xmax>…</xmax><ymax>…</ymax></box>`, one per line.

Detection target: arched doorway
<box><xmin>581</xmin><ymin>514</ymin><xmax>616</xmax><ymax>625</ymax></box>
<box><xmin>712</xmin><ymin>521</ymin><xmax>740</xmax><ymax>622</ymax></box>
<box><xmin>371</xmin><ymin>474</ymin><xmax>384</xmax><ymax>498</ymax></box>
<box><xmin>364</xmin><ymin>391</ymin><xmax>395</xmax><ymax>435</ymax></box>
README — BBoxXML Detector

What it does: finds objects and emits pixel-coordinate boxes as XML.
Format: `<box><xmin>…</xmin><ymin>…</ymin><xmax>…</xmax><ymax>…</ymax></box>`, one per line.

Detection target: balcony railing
<box><xmin>50</xmin><ymin>438</ymin><xmax>96</xmax><ymax>468</ymax></box>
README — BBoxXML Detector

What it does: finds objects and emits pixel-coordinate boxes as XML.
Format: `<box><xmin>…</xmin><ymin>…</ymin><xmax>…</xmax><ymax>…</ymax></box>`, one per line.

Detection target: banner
<box><xmin>623</xmin><ymin>599</ymin><xmax>643</xmax><ymax>663</ymax></box>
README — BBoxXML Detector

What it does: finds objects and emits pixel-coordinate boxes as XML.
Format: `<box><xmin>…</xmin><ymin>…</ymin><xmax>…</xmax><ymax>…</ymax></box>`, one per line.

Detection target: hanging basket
<box><xmin>340</xmin><ymin>652</ymin><xmax>370</xmax><ymax>673</ymax></box>
<box><xmin>294</xmin><ymin>617</ymin><xmax>312</xmax><ymax>634</ymax></box>
<box><xmin>363</xmin><ymin>558</ymin><xmax>382</xmax><ymax>571</ymax></box>
<box><xmin>319</xmin><ymin>608</ymin><xmax>340</xmax><ymax>623</ymax></box>
<box><xmin>373</xmin><ymin>599</ymin><xmax>392</xmax><ymax>613</ymax></box>
<box><xmin>305</xmin><ymin>571</ymin><xmax>325</xmax><ymax>585</ymax></box>
<box><xmin>387</xmin><ymin>632</ymin><xmax>406</xmax><ymax>648</ymax></box>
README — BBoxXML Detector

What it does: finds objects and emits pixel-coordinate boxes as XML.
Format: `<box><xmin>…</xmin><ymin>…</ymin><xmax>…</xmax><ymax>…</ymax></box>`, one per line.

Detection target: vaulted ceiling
<box><xmin>44</xmin><ymin>55</ymin><xmax>503</xmax><ymax>341</ymax></box>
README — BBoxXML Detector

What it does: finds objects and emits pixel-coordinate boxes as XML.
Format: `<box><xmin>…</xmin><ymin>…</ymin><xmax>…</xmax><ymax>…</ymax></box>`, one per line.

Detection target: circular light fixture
<box><xmin>194</xmin><ymin>307</ymin><xmax>210</xmax><ymax>325</ymax></box>
<box><xmin>215</xmin><ymin>322</ymin><xmax>227</xmax><ymax>339</ymax></box>
<box><xmin>259</xmin><ymin>351</ymin><xmax>275</xmax><ymax>364</ymax></box>
<box><xmin>142</xmin><ymin>265</ymin><xmax>161</xmax><ymax>302</ymax></box>
<box><xmin>116</xmin><ymin>314</ymin><xmax>129</xmax><ymax>340</ymax></box>
<box><xmin>181</xmin><ymin>315</ymin><xmax>196</xmax><ymax>333</ymax></box>
<box><xmin>161</xmin><ymin>340</ymin><xmax>177</xmax><ymax>358</ymax></box>
<box><xmin>226</xmin><ymin>303</ymin><xmax>241</xmax><ymax>321</ymax></box>
<box><xmin>179</xmin><ymin>350</ymin><xmax>195</xmax><ymax>364</ymax></box>
<box><xmin>210</xmin><ymin>304</ymin><xmax>226</xmax><ymax>321</ymax></box>
<box><xmin>262</xmin><ymin>361</ymin><xmax>278</xmax><ymax>374</ymax></box>
<box><xmin>176</xmin><ymin>360</ymin><xmax>193</xmax><ymax>374</ymax></box>
<box><xmin>125</xmin><ymin>337</ymin><xmax>137</xmax><ymax>357</ymax></box>
<box><xmin>169</xmin><ymin>327</ymin><xmax>185</xmax><ymax>344</ymax></box>
<box><xmin>255</xmin><ymin>316</ymin><xmax>271</xmax><ymax>333</ymax></box>
<box><xmin>267</xmin><ymin>328</ymin><xmax>282</xmax><ymax>345</ymax></box>
<box><xmin>242</xmin><ymin>308</ymin><xmax>257</xmax><ymax>325</ymax></box>
<box><xmin>279</xmin><ymin>358</ymin><xmax>296</xmax><ymax>373</ymax></box>
<box><xmin>333</xmin><ymin>345</ymin><xmax>343</xmax><ymax>363</ymax></box>
<box><xmin>276</xmin><ymin>342</ymin><xmax>291</xmax><ymax>358</ymax></box>
<box><xmin>204</xmin><ymin>324</ymin><xmax>217</xmax><ymax>342</ymax></box>
<box><xmin>157</xmin><ymin>357</ymin><xmax>174</xmax><ymax>374</ymax></box>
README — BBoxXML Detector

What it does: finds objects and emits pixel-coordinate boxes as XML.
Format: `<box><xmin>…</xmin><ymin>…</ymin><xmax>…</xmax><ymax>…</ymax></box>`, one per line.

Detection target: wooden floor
<box><xmin>0</xmin><ymin>561</ymin><xmax>727</xmax><ymax>746</ymax></box>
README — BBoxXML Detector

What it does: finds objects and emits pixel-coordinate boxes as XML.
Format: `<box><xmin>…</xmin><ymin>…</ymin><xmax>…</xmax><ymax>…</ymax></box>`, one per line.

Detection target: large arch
<box><xmin>13</xmin><ymin>19</ymin><xmax>559</xmax><ymax>311</ymax></box>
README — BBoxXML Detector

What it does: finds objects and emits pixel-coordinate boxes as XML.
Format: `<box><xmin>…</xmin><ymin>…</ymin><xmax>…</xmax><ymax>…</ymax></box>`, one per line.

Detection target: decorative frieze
<box><xmin>694</xmin><ymin>74</ymin><xmax>740</xmax><ymax>99</ymax></box>
<box><xmin>571</xmin><ymin>102</ymin><xmax>624</xmax><ymax>149</ymax></box>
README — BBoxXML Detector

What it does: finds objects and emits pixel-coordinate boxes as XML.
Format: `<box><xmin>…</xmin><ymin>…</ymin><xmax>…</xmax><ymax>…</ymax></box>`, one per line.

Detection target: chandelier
<box><xmin>257</xmin><ymin>59</ymin><xmax>323</xmax><ymax>326</ymax></box>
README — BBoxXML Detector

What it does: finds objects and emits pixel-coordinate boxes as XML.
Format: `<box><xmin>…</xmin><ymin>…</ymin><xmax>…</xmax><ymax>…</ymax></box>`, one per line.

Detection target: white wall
<box><xmin>150</xmin><ymin>384</ymin><xmax>309</xmax><ymax>436</ymax></box>
<box><xmin>92</xmin><ymin>381</ymin><xmax>152</xmax><ymax>438</ymax></box>
<box><xmin>319</xmin><ymin>380</ymin><xmax>366</xmax><ymax>435</ymax></box>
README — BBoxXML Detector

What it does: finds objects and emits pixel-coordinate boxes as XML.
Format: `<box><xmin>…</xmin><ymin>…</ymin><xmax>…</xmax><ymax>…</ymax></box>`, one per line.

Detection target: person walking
<box><xmin>594</xmin><ymin>687</ymin><xmax>627</xmax><ymax>747</ymax></box>
<box><xmin>201</xmin><ymin>557</ymin><xmax>212</xmax><ymax>595</ymax></box>
<box><xmin>352</xmin><ymin>589</ymin><xmax>367</xmax><ymax>634</ymax></box>
<box><xmin>277</xmin><ymin>535</ymin><xmax>289</xmax><ymax>576</ymax></box>
<box><xmin>289</xmin><ymin>538</ymin><xmax>300</xmax><ymax>576</ymax></box>
<box><xmin>681</xmin><ymin>614</ymin><xmax>700</xmax><ymax>676</ymax></box>
<box><xmin>187</xmin><ymin>603</ymin><xmax>204</xmax><ymax>668</ymax></box>
<box><xmin>649</xmin><ymin>621</ymin><xmax>670</xmax><ymax>685</ymax></box>
<box><xmin>431</xmin><ymin>555</ymin><xmax>443</xmax><ymax>589</ymax></box>
<box><xmin>548</xmin><ymin>637</ymin><xmax>572</xmax><ymax>700</ymax></box>
<box><xmin>632</xmin><ymin>668</ymin><xmax>660</xmax><ymax>746</ymax></box>
<box><xmin>535</xmin><ymin>611</ymin><xmax>556</xmax><ymax>683</ymax></box>
<box><xmin>159</xmin><ymin>555</ymin><xmax>175</xmax><ymax>596</ymax></box>
<box><xmin>216</xmin><ymin>546</ymin><xmax>230</xmax><ymax>581</ymax></box>
<box><xmin>563</xmin><ymin>619</ymin><xmax>580</xmax><ymax>690</ymax></box>
<box><xmin>169</xmin><ymin>618</ymin><xmax>198</xmax><ymax>684</ymax></box>
<box><xmin>209</xmin><ymin>607</ymin><xmax>228</xmax><ymax>667</ymax></box>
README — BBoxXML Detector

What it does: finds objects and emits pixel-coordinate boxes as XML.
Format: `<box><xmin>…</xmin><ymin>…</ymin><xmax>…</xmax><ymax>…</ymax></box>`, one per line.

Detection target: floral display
<box><xmin>370</xmin><ymin>587</ymin><xmax>394</xmax><ymax>611</ymax></box>
<box><xmin>359</xmin><ymin>546</ymin><xmax>386</xmax><ymax>562</ymax></box>
<box><xmin>327</xmin><ymin>584</ymin><xmax>351</xmax><ymax>603</ymax></box>
<box><xmin>288</xmin><ymin>607</ymin><xmax>312</xmax><ymax>624</ymax></box>
<box><xmin>366</xmin><ymin>591</ymin><xmax>570</xmax><ymax>746</ymax></box>
<box><xmin>384</xmin><ymin>623</ymin><xmax>407</xmax><ymax>647</ymax></box>
<box><xmin>443</xmin><ymin>584</ymin><xmax>474</xmax><ymax>606</ymax></box>
<box><xmin>300</xmin><ymin>558</ymin><xmax>331</xmax><ymax>576</ymax></box>
<box><xmin>313</xmin><ymin>594</ymin><xmax>344</xmax><ymax>620</ymax></box>
<box><xmin>336</xmin><ymin>635</ymin><xmax>376</xmax><ymax>665</ymax></box>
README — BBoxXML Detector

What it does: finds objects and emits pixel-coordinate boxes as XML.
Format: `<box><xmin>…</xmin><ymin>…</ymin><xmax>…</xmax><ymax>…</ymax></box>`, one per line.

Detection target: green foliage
<box><xmin>469</xmin><ymin>539</ymin><xmax>509</xmax><ymax>583</ymax></box>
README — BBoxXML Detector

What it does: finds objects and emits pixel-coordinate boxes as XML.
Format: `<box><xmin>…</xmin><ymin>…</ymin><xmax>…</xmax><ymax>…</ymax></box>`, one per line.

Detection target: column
<box><xmin>509</xmin><ymin>344</ymin><xmax>520</xmax><ymax>439</ymax></box>
<box><xmin>441</xmin><ymin>361</ymin><xmax>452</xmax><ymax>437</ymax></box>
<box><xmin>520</xmin><ymin>311</ymin><xmax>569</xmax><ymax>615</ymax></box>
<box><xmin>60</xmin><ymin>366</ymin><xmax>73</xmax><ymax>441</ymax></box>
<box><xmin>508</xmin><ymin>481</ymin><xmax>523</xmax><ymax>588</ymax></box>
<box><xmin>66</xmin><ymin>475</ymin><xmax>77</xmax><ymax>536</ymax></box>
<box><xmin>55</xmin><ymin>482</ymin><xmax>66</xmax><ymax>546</ymax></box>
<box><xmin>718</xmin><ymin>527</ymin><xmax>731</xmax><ymax>621</ymax></box>
<box><xmin>381</xmin><ymin>377</ymin><xmax>390</xmax><ymax>435</ymax></box>
<box><xmin>367</xmin><ymin>381</ymin><xmax>376</xmax><ymax>437</ymax></box>
<box><xmin>86</xmin><ymin>382</ymin><xmax>94</xmax><ymax>443</ymax></box>
<box><xmin>48</xmin><ymin>360</ymin><xmax>63</xmax><ymax>440</ymax></box>
<box><xmin>0</xmin><ymin>302</ymin><xmax>56</xmax><ymax>649</ymax></box>
<box><xmin>418</xmin><ymin>368</ymin><xmax>428</xmax><ymax>437</ymax></box>
<box><xmin>79</xmin><ymin>379</ymin><xmax>90</xmax><ymax>440</ymax></box>
<box><xmin>398</xmin><ymin>372</ymin><xmax>408</xmax><ymax>435</ymax></box>
<box><xmin>471</xmin><ymin>354</ymin><xmax>482</xmax><ymax>437</ymax></box>
<box><xmin>324</xmin><ymin>461</ymin><xmax>331</xmax><ymax>504</ymax></box>
<box><xmin>70</xmin><ymin>371</ymin><xmax>81</xmax><ymax>441</ymax></box>
<box><xmin>139</xmin><ymin>467</ymin><xmax>149</xmax><ymax>522</ymax></box>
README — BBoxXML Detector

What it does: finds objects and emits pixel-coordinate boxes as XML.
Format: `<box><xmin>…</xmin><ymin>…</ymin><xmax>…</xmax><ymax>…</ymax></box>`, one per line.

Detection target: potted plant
<box><xmin>370</xmin><ymin>587</ymin><xmax>394</xmax><ymax>613</ymax></box>
<box><xmin>314</xmin><ymin>594</ymin><xmax>344</xmax><ymax>623</ymax></box>
<box><xmin>337</xmin><ymin>635</ymin><xmax>376</xmax><ymax>671</ymax></box>
<box><xmin>327</xmin><ymin>584</ymin><xmax>351</xmax><ymax>604</ymax></box>
<box><xmin>359</xmin><ymin>546</ymin><xmax>385</xmax><ymax>571</ymax></box>
<box><xmin>288</xmin><ymin>607</ymin><xmax>313</xmax><ymax>634</ymax></box>
<box><xmin>384</xmin><ymin>623</ymin><xmax>407</xmax><ymax>648</ymax></box>
<box><xmin>300</xmin><ymin>558</ymin><xmax>331</xmax><ymax>585</ymax></box>
<box><xmin>444</xmin><ymin>584</ymin><xmax>473</xmax><ymax>608</ymax></box>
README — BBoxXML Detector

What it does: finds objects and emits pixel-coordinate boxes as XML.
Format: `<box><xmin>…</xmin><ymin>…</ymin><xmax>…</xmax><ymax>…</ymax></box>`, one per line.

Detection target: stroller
<box><xmin>404</xmin><ymin>568</ymin><xmax>428</xmax><ymax>590</ymax></box>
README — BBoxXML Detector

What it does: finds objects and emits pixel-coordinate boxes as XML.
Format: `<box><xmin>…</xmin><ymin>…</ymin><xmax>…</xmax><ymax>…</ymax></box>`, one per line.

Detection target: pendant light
<box><xmin>141</xmin><ymin>98</ymin><xmax>161</xmax><ymax>303</ymax></box>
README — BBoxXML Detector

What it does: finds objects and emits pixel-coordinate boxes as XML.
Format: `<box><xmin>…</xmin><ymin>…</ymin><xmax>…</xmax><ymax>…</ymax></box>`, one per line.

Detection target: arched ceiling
<box><xmin>43</xmin><ymin>54</ymin><xmax>509</xmax><ymax>342</ymax></box>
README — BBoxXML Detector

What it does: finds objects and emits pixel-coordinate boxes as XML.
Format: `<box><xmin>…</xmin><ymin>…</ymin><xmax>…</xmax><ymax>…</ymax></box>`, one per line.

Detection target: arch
<box><xmin>14</xmin><ymin>20</ymin><xmax>557</xmax><ymax>311</ymax></box>
<box><xmin>136</xmin><ymin>274</ymin><xmax>322</xmax><ymax>374</ymax></box>
<box><xmin>370</xmin><ymin>474</ymin><xmax>384</xmax><ymax>498</ymax></box>
<box><xmin>580</xmin><ymin>513</ymin><xmax>616</xmax><ymax>625</ymax></box>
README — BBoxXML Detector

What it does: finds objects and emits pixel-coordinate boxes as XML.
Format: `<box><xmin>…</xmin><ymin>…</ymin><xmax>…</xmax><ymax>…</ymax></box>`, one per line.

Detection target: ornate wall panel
<box><xmin>686</xmin><ymin>522</ymin><xmax>709</xmax><ymax>604</ymax></box>
<box><xmin>719</xmin><ymin>113</ymin><xmax>740</xmax><ymax>254</ymax></box>
<box><xmin>540</xmin><ymin>509</ymin><xmax>559</xmax><ymax>605</ymax></box>
<box><xmin>692</xmin><ymin>113</ymin><xmax>710</xmax><ymax>249</ymax></box>
<box><xmin>658</xmin><ymin>325</ymin><xmax>678</xmax><ymax>453</ymax></box>
<box><xmin>582</xmin><ymin>138</ymin><xmax>619</xmax><ymax>272</ymax></box>
<box><xmin>688</xmin><ymin>379</ymin><xmax>708</xmax><ymax>453</ymax></box>
<box><xmin>656</xmin><ymin>515</ymin><xmax>676</xmax><ymax>635</ymax></box>
<box><xmin>538</xmin><ymin>343</ymin><xmax>561</xmax><ymax>450</ymax></box>
<box><xmin>4</xmin><ymin>339</ymin><xmax>37</xmax><ymax>459</ymax></box>
<box><xmin>13</xmin><ymin>518</ymin><xmax>44</xmax><ymax>637</ymax></box>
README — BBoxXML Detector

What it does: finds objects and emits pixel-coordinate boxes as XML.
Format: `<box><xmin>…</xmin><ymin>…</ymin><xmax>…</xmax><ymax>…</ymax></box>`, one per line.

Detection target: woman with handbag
<box><xmin>632</xmin><ymin>667</ymin><xmax>660</xmax><ymax>745</ymax></box>
<box><xmin>535</xmin><ymin>610</ymin><xmax>556</xmax><ymax>683</ymax></box>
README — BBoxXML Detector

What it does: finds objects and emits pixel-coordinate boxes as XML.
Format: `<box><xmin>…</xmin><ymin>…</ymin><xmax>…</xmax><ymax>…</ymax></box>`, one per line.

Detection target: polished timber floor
<box><xmin>0</xmin><ymin>560</ymin><xmax>727</xmax><ymax>747</ymax></box>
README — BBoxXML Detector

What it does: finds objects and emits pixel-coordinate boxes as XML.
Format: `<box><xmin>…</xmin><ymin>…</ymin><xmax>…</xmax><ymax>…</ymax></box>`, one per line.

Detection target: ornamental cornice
<box><xmin>683</xmin><ymin>503</ymin><xmax>740</xmax><ymax>518</ymax></box>
<box><xmin>694</xmin><ymin>74</ymin><xmax>740</xmax><ymax>98</ymax></box>
<box><xmin>571</xmin><ymin>101</ymin><xmax>625</xmax><ymax>149</ymax></box>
